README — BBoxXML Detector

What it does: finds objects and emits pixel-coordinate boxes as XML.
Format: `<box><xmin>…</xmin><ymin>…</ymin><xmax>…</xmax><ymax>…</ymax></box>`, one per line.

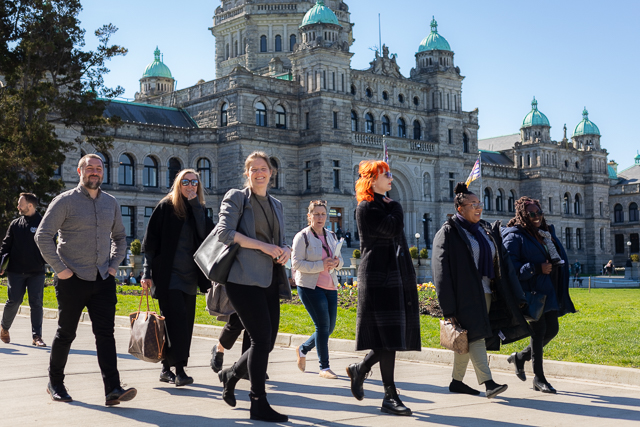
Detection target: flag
<box><xmin>465</xmin><ymin>156</ymin><xmax>481</xmax><ymax>187</ymax></box>
<box><xmin>383</xmin><ymin>139</ymin><xmax>389</xmax><ymax>164</ymax></box>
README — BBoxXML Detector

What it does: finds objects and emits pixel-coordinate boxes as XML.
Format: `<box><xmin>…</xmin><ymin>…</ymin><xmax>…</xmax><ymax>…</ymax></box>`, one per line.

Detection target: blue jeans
<box><xmin>1</xmin><ymin>272</ymin><xmax>45</xmax><ymax>337</ymax></box>
<box><xmin>298</xmin><ymin>286</ymin><xmax>337</xmax><ymax>370</ymax></box>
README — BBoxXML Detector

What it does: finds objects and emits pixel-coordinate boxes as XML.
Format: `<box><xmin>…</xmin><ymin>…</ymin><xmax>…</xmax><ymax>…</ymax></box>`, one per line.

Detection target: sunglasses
<box><xmin>383</xmin><ymin>171</ymin><xmax>393</xmax><ymax>179</ymax></box>
<box><xmin>527</xmin><ymin>210</ymin><xmax>544</xmax><ymax>218</ymax></box>
<box><xmin>463</xmin><ymin>202</ymin><xmax>484</xmax><ymax>209</ymax></box>
<box><xmin>181</xmin><ymin>179</ymin><xmax>199</xmax><ymax>187</ymax></box>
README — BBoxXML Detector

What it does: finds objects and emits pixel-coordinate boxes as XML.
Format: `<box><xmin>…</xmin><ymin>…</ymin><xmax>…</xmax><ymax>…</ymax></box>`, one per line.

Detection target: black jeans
<box><xmin>50</xmin><ymin>273</ymin><xmax>119</xmax><ymax>394</ymax></box>
<box><xmin>1</xmin><ymin>272</ymin><xmax>45</xmax><ymax>337</ymax></box>
<box><xmin>362</xmin><ymin>349</ymin><xmax>397</xmax><ymax>388</ymax></box>
<box><xmin>518</xmin><ymin>310</ymin><xmax>559</xmax><ymax>380</ymax></box>
<box><xmin>158</xmin><ymin>290</ymin><xmax>196</xmax><ymax>369</ymax></box>
<box><xmin>224</xmin><ymin>276</ymin><xmax>280</xmax><ymax>397</ymax></box>
<box><xmin>219</xmin><ymin>312</ymin><xmax>250</xmax><ymax>354</ymax></box>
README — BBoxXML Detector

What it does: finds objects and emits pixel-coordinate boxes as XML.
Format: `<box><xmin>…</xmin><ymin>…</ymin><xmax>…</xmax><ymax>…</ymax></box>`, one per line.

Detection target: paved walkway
<box><xmin>1</xmin><ymin>314</ymin><xmax>639</xmax><ymax>426</ymax></box>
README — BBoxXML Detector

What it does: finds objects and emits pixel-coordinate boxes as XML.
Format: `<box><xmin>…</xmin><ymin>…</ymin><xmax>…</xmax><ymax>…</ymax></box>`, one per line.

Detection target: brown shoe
<box><xmin>33</xmin><ymin>336</ymin><xmax>46</xmax><ymax>347</ymax></box>
<box><xmin>0</xmin><ymin>327</ymin><xmax>9</xmax><ymax>343</ymax></box>
<box><xmin>296</xmin><ymin>345</ymin><xmax>306</xmax><ymax>372</ymax></box>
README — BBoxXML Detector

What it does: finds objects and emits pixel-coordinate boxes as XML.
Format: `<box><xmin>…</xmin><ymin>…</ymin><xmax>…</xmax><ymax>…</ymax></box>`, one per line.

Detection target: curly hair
<box><xmin>453</xmin><ymin>182</ymin><xmax>475</xmax><ymax>212</ymax></box>
<box><xmin>507</xmin><ymin>196</ymin><xmax>548</xmax><ymax>241</ymax></box>
<box><xmin>355</xmin><ymin>160</ymin><xmax>389</xmax><ymax>202</ymax></box>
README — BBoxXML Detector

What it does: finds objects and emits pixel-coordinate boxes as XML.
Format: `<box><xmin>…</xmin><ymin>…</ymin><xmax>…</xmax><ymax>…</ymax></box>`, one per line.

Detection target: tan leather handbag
<box><xmin>439</xmin><ymin>319</ymin><xmax>469</xmax><ymax>355</ymax></box>
<box><xmin>128</xmin><ymin>290</ymin><xmax>166</xmax><ymax>363</ymax></box>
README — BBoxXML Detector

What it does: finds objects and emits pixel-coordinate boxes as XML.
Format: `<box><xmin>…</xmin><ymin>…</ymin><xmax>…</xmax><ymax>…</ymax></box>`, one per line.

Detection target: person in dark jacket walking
<box><xmin>0</xmin><ymin>193</ymin><xmax>47</xmax><ymax>347</ymax></box>
<box><xmin>432</xmin><ymin>183</ymin><xmax>529</xmax><ymax>399</ymax></box>
<box><xmin>346</xmin><ymin>160</ymin><xmax>420</xmax><ymax>416</ymax></box>
<box><xmin>502</xmin><ymin>197</ymin><xmax>576</xmax><ymax>394</ymax></box>
<box><xmin>141</xmin><ymin>169</ymin><xmax>214</xmax><ymax>387</ymax></box>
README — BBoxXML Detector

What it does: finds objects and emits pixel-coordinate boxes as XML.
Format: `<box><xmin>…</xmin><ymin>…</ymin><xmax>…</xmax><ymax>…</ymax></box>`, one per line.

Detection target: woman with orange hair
<box><xmin>346</xmin><ymin>160</ymin><xmax>420</xmax><ymax>416</ymax></box>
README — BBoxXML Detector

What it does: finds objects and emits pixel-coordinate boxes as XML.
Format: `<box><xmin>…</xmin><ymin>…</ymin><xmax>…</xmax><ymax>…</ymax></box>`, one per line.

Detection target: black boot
<box><xmin>483</xmin><ymin>379</ymin><xmax>508</xmax><ymax>399</ymax></box>
<box><xmin>507</xmin><ymin>352</ymin><xmax>526</xmax><ymax>381</ymax></box>
<box><xmin>249</xmin><ymin>393</ymin><xmax>288</xmax><ymax>422</ymax></box>
<box><xmin>381</xmin><ymin>385</ymin><xmax>412</xmax><ymax>416</ymax></box>
<box><xmin>448</xmin><ymin>379</ymin><xmax>480</xmax><ymax>395</ymax></box>
<box><xmin>218</xmin><ymin>367</ymin><xmax>240</xmax><ymax>407</ymax></box>
<box><xmin>346</xmin><ymin>362</ymin><xmax>370</xmax><ymax>401</ymax></box>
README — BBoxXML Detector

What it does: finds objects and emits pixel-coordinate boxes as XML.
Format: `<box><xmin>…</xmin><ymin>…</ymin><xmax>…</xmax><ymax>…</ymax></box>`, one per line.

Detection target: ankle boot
<box><xmin>218</xmin><ymin>367</ymin><xmax>240</xmax><ymax>407</ymax></box>
<box><xmin>381</xmin><ymin>385</ymin><xmax>412</xmax><ymax>416</ymax></box>
<box><xmin>249</xmin><ymin>393</ymin><xmax>288</xmax><ymax>422</ymax></box>
<box><xmin>345</xmin><ymin>362</ymin><xmax>369</xmax><ymax>401</ymax></box>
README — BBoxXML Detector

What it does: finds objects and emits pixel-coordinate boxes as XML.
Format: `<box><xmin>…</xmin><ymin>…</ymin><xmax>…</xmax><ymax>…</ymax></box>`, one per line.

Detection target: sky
<box><xmin>78</xmin><ymin>0</ymin><xmax>640</xmax><ymax>171</ymax></box>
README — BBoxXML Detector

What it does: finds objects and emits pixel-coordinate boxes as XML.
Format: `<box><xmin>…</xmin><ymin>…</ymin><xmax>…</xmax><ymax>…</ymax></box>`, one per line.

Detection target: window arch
<box><xmin>613</xmin><ymin>204</ymin><xmax>623</xmax><ymax>223</ymax></box>
<box><xmin>496</xmin><ymin>189</ymin><xmax>504</xmax><ymax>212</ymax></box>
<box><xmin>398</xmin><ymin>94</ymin><xmax>404</xmax><ymax>103</ymax></box>
<box><xmin>630</xmin><ymin>202</ymin><xmax>639</xmax><ymax>222</ymax></box>
<box><xmin>167</xmin><ymin>157</ymin><xmax>181</xmax><ymax>187</ymax></box>
<box><xmin>350</xmin><ymin>84</ymin><xmax>356</xmax><ymax>95</ymax></box>
<box><xmin>397</xmin><ymin>118</ymin><xmax>406</xmax><ymax>138</ymax></box>
<box><xmin>197</xmin><ymin>158</ymin><xmax>211</xmax><ymax>189</ymax></box>
<box><xmin>563</xmin><ymin>193</ymin><xmax>571</xmax><ymax>214</ymax></box>
<box><xmin>143</xmin><ymin>156</ymin><xmax>158</xmax><ymax>187</ymax></box>
<box><xmin>365</xmin><ymin>87</ymin><xmax>373</xmax><ymax>98</ymax></box>
<box><xmin>574</xmin><ymin>194</ymin><xmax>582</xmax><ymax>215</ymax></box>
<box><xmin>290</xmin><ymin>34</ymin><xmax>296</xmax><ymax>51</ymax></box>
<box><xmin>508</xmin><ymin>190</ymin><xmax>516</xmax><ymax>213</ymax></box>
<box><xmin>255</xmin><ymin>102</ymin><xmax>267</xmax><ymax>127</ymax></box>
<box><xmin>483</xmin><ymin>188</ymin><xmax>492</xmax><ymax>210</ymax></box>
<box><xmin>381</xmin><ymin>115</ymin><xmax>390</xmax><ymax>136</ymax></box>
<box><xmin>260</xmin><ymin>35</ymin><xmax>267</xmax><ymax>52</ymax></box>
<box><xmin>118</xmin><ymin>153</ymin><xmax>134</xmax><ymax>186</ymax></box>
<box><xmin>351</xmin><ymin>110</ymin><xmax>358</xmax><ymax>132</ymax></box>
<box><xmin>365</xmin><ymin>113</ymin><xmax>374</xmax><ymax>133</ymax></box>
<box><xmin>463</xmin><ymin>133</ymin><xmax>469</xmax><ymax>153</ymax></box>
<box><xmin>220</xmin><ymin>102</ymin><xmax>228</xmax><ymax>127</ymax></box>
<box><xmin>97</xmin><ymin>152</ymin><xmax>110</xmax><ymax>184</ymax></box>
<box><xmin>275</xmin><ymin>35</ymin><xmax>282</xmax><ymax>52</ymax></box>
<box><xmin>413</xmin><ymin>120</ymin><xmax>421</xmax><ymax>140</ymax></box>
<box><xmin>275</xmin><ymin>105</ymin><xmax>286</xmax><ymax>129</ymax></box>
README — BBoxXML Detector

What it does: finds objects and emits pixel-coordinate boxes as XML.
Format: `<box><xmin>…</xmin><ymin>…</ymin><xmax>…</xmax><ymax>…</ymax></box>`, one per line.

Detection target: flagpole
<box><xmin>479</xmin><ymin>152</ymin><xmax>483</xmax><ymax>202</ymax></box>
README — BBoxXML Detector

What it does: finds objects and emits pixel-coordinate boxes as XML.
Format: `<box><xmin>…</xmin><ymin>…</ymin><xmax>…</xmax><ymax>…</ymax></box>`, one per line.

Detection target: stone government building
<box><xmin>45</xmin><ymin>0</ymin><xmax>637</xmax><ymax>273</ymax></box>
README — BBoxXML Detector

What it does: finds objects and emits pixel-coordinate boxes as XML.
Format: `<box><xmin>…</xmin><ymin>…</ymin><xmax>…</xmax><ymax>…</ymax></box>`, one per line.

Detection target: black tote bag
<box><xmin>194</xmin><ymin>230</ymin><xmax>240</xmax><ymax>285</ymax></box>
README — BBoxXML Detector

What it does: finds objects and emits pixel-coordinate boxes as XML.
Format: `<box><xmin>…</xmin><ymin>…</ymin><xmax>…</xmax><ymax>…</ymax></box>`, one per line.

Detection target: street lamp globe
<box><xmin>415</xmin><ymin>233</ymin><xmax>420</xmax><ymax>239</ymax></box>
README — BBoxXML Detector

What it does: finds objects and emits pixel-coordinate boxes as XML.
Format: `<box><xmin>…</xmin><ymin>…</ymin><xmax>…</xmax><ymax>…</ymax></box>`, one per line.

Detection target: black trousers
<box><xmin>158</xmin><ymin>290</ymin><xmax>197</xmax><ymax>369</ymax></box>
<box><xmin>49</xmin><ymin>273</ymin><xmax>119</xmax><ymax>394</ymax></box>
<box><xmin>361</xmin><ymin>349</ymin><xmax>397</xmax><ymax>388</ymax></box>
<box><xmin>219</xmin><ymin>312</ymin><xmax>250</xmax><ymax>354</ymax></box>
<box><xmin>518</xmin><ymin>310</ymin><xmax>559</xmax><ymax>380</ymax></box>
<box><xmin>225</xmin><ymin>275</ymin><xmax>279</xmax><ymax>397</ymax></box>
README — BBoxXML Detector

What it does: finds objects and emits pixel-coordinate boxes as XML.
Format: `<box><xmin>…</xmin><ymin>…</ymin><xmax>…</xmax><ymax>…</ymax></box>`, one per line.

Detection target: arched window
<box><xmin>118</xmin><ymin>154</ymin><xmax>134</xmax><ymax>186</ymax></box>
<box><xmin>413</xmin><ymin>120</ymin><xmax>421</xmax><ymax>140</ymax></box>
<box><xmin>398</xmin><ymin>94</ymin><xmax>404</xmax><ymax>103</ymax></box>
<box><xmin>563</xmin><ymin>193</ymin><xmax>571</xmax><ymax>214</ymax></box>
<box><xmin>350</xmin><ymin>84</ymin><xmax>356</xmax><ymax>95</ymax></box>
<box><xmin>225</xmin><ymin>44</ymin><xmax>229</xmax><ymax>59</ymax></box>
<box><xmin>630</xmin><ymin>203</ymin><xmax>639</xmax><ymax>222</ymax></box>
<box><xmin>382</xmin><ymin>91</ymin><xmax>388</xmax><ymax>100</ymax></box>
<box><xmin>496</xmin><ymin>189</ymin><xmax>504</xmax><ymax>212</ymax></box>
<box><xmin>260</xmin><ymin>35</ymin><xmax>267</xmax><ymax>52</ymax></box>
<box><xmin>97</xmin><ymin>152</ymin><xmax>110</xmax><ymax>184</ymax></box>
<box><xmin>365</xmin><ymin>113</ymin><xmax>374</xmax><ymax>133</ymax></box>
<box><xmin>614</xmin><ymin>204</ymin><xmax>623</xmax><ymax>223</ymax></box>
<box><xmin>413</xmin><ymin>96</ymin><xmax>419</xmax><ymax>106</ymax></box>
<box><xmin>234</xmin><ymin>40</ymin><xmax>238</xmax><ymax>56</ymax></box>
<box><xmin>275</xmin><ymin>105</ymin><xmax>286</xmax><ymax>129</ymax></box>
<box><xmin>508</xmin><ymin>190</ymin><xmax>516</xmax><ymax>212</ymax></box>
<box><xmin>275</xmin><ymin>35</ymin><xmax>282</xmax><ymax>52</ymax></box>
<box><xmin>463</xmin><ymin>133</ymin><xmax>469</xmax><ymax>153</ymax></box>
<box><xmin>270</xmin><ymin>158</ymin><xmax>279</xmax><ymax>189</ymax></box>
<box><xmin>290</xmin><ymin>34</ymin><xmax>296</xmax><ymax>51</ymax></box>
<box><xmin>600</xmin><ymin>228</ymin><xmax>605</xmax><ymax>250</ymax></box>
<box><xmin>397</xmin><ymin>118</ymin><xmax>406</xmax><ymax>138</ymax></box>
<box><xmin>351</xmin><ymin>111</ymin><xmax>358</xmax><ymax>132</ymax></box>
<box><xmin>574</xmin><ymin>194</ymin><xmax>581</xmax><ymax>215</ymax></box>
<box><xmin>484</xmin><ymin>188</ymin><xmax>492</xmax><ymax>210</ymax></box>
<box><xmin>255</xmin><ymin>102</ymin><xmax>267</xmax><ymax>127</ymax></box>
<box><xmin>220</xmin><ymin>103</ymin><xmax>228</xmax><ymax>127</ymax></box>
<box><xmin>143</xmin><ymin>156</ymin><xmax>158</xmax><ymax>187</ymax></box>
<box><xmin>381</xmin><ymin>115</ymin><xmax>390</xmax><ymax>136</ymax></box>
<box><xmin>197</xmin><ymin>158</ymin><xmax>211</xmax><ymax>189</ymax></box>
<box><xmin>167</xmin><ymin>158</ymin><xmax>181</xmax><ymax>187</ymax></box>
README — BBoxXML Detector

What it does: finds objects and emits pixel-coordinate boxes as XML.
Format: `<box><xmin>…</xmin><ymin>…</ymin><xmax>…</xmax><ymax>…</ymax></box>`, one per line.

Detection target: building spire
<box><xmin>430</xmin><ymin>16</ymin><xmax>438</xmax><ymax>33</ymax></box>
<box><xmin>154</xmin><ymin>46</ymin><xmax>161</xmax><ymax>62</ymax></box>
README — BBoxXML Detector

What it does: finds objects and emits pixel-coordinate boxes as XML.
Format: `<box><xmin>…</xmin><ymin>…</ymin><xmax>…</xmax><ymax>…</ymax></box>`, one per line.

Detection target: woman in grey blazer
<box><xmin>215</xmin><ymin>151</ymin><xmax>290</xmax><ymax>423</ymax></box>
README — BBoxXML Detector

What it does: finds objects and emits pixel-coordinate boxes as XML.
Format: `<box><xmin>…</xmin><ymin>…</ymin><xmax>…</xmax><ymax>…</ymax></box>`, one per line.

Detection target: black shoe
<box><xmin>449</xmin><ymin>379</ymin><xmax>480</xmax><ymax>395</ymax></box>
<box><xmin>105</xmin><ymin>386</ymin><xmax>137</xmax><ymax>406</ymax></box>
<box><xmin>381</xmin><ymin>385</ymin><xmax>412</xmax><ymax>416</ymax></box>
<box><xmin>346</xmin><ymin>363</ymin><xmax>369</xmax><ymax>401</ymax></box>
<box><xmin>239</xmin><ymin>371</ymin><xmax>270</xmax><ymax>381</ymax></box>
<box><xmin>218</xmin><ymin>367</ymin><xmax>239</xmax><ymax>407</ymax></box>
<box><xmin>47</xmin><ymin>382</ymin><xmax>72</xmax><ymax>402</ymax></box>
<box><xmin>175</xmin><ymin>372</ymin><xmax>194</xmax><ymax>387</ymax></box>
<box><xmin>159</xmin><ymin>369</ymin><xmax>176</xmax><ymax>384</ymax></box>
<box><xmin>210</xmin><ymin>345</ymin><xmax>224</xmax><ymax>373</ymax></box>
<box><xmin>484</xmin><ymin>380</ymin><xmax>508</xmax><ymax>399</ymax></box>
<box><xmin>249</xmin><ymin>393</ymin><xmax>288</xmax><ymax>422</ymax></box>
<box><xmin>507</xmin><ymin>352</ymin><xmax>526</xmax><ymax>381</ymax></box>
<box><xmin>533</xmin><ymin>377</ymin><xmax>557</xmax><ymax>394</ymax></box>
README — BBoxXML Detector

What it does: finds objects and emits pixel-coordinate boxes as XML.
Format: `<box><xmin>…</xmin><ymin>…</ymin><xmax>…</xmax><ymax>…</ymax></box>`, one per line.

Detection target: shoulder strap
<box><xmin>303</xmin><ymin>232</ymin><xmax>309</xmax><ymax>248</ymax></box>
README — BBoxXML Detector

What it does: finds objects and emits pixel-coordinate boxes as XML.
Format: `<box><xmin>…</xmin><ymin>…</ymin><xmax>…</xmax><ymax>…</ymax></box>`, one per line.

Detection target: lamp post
<box><xmin>415</xmin><ymin>233</ymin><xmax>421</xmax><ymax>266</ymax></box>
<box><xmin>627</xmin><ymin>241</ymin><xmax>633</xmax><ymax>268</ymax></box>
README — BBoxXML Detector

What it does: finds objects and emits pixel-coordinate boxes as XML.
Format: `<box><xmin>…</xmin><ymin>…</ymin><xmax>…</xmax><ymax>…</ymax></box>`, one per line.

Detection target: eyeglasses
<box><xmin>181</xmin><ymin>179</ymin><xmax>199</xmax><ymax>187</ymax></box>
<box><xmin>383</xmin><ymin>171</ymin><xmax>393</xmax><ymax>179</ymax></box>
<box><xmin>463</xmin><ymin>202</ymin><xmax>484</xmax><ymax>209</ymax></box>
<box><xmin>527</xmin><ymin>210</ymin><xmax>544</xmax><ymax>218</ymax></box>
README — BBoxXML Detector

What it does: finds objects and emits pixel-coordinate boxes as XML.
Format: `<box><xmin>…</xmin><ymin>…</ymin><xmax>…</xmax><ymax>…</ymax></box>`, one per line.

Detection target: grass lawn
<box><xmin>1</xmin><ymin>282</ymin><xmax>638</xmax><ymax>368</ymax></box>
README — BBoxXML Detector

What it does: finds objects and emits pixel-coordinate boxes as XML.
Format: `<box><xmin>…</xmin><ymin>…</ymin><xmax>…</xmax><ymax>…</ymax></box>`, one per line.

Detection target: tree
<box><xmin>0</xmin><ymin>0</ymin><xmax>126</xmax><ymax>233</ymax></box>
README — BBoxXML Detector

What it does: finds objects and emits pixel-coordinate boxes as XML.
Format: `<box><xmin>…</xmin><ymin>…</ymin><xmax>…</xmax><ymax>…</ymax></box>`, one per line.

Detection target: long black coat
<box><xmin>142</xmin><ymin>199</ymin><xmax>215</xmax><ymax>300</ymax></box>
<box><xmin>355</xmin><ymin>193</ymin><xmax>421</xmax><ymax>352</ymax></box>
<box><xmin>432</xmin><ymin>217</ymin><xmax>531</xmax><ymax>349</ymax></box>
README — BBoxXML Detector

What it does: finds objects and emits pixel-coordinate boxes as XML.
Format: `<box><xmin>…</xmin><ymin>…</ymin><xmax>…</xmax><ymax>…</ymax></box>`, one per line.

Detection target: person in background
<box><xmin>0</xmin><ymin>193</ymin><xmax>47</xmax><ymax>347</ymax></box>
<box><xmin>141</xmin><ymin>169</ymin><xmax>214</xmax><ymax>387</ymax></box>
<box><xmin>346</xmin><ymin>160</ymin><xmax>420</xmax><ymax>416</ymax></box>
<box><xmin>125</xmin><ymin>271</ymin><xmax>137</xmax><ymax>285</ymax></box>
<box><xmin>605</xmin><ymin>260</ymin><xmax>614</xmax><ymax>276</ymax></box>
<box><xmin>345</xmin><ymin>230</ymin><xmax>352</xmax><ymax>248</ymax></box>
<box><xmin>136</xmin><ymin>271</ymin><xmax>143</xmax><ymax>284</ymax></box>
<box><xmin>336</xmin><ymin>226</ymin><xmax>343</xmax><ymax>240</ymax></box>
<box><xmin>292</xmin><ymin>200</ymin><xmax>344</xmax><ymax>379</ymax></box>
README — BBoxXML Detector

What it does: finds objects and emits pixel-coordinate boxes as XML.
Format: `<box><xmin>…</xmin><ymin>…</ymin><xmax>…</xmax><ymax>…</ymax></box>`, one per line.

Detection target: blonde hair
<box><xmin>306</xmin><ymin>200</ymin><xmax>328</xmax><ymax>225</ymax></box>
<box><xmin>243</xmin><ymin>151</ymin><xmax>276</xmax><ymax>188</ymax></box>
<box><xmin>161</xmin><ymin>168</ymin><xmax>205</xmax><ymax>219</ymax></box>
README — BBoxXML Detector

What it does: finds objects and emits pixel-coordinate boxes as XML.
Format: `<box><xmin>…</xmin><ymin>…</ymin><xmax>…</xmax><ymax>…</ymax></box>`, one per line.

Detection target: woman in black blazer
<box><xmin>141</xmin><ymin>169</ymin><xmax>214</xmax><ymax>386</ymax></box>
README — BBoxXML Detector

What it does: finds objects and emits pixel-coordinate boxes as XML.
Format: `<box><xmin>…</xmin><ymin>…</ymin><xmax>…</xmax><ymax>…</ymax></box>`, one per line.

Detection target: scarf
<box><xmin>538</xmin><ymin>229</ymin><xmax>561</xmax><ymax>261</ymax></box>
<box><xmin>456</xmin><ymin>213</ymin><xmax>495</xmax><ymax>279</ymax></box>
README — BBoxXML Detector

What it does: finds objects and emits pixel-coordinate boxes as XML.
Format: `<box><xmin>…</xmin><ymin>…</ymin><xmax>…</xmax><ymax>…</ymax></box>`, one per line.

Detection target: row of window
<box><xmin>352</xmin><ymin>86</ymin><xmax>459</xmax><ymax>112</ymax></box>
<box><xmin>224</xmin><ymin>34</ymin><xmax>298</xmax><ymax>60</ymax></box>
<box><xmin>614</xmin><ymin>233</ymin><xmax>640</xmax><ymax>254</ymax></box>
<box><xmin>613</xmin><ymin>203</ymin><xmax>639</xmax><ymax>223</ymax></box>
<box><xmin>482</xmin><ymin>189</ymin><xmax>517</xmax><ymax>212</ymax></box>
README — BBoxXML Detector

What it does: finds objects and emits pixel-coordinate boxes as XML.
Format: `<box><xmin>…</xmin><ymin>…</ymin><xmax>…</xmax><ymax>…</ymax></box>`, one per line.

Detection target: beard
<box><xmin>18</xmin><ymin>207</ymin><xmax>29</xmax><ymax>216</ymax></box>
<box><xmin>83</xmin><ymin>174</ymin><xmax>103</xmax><ymax>189</ymax></box>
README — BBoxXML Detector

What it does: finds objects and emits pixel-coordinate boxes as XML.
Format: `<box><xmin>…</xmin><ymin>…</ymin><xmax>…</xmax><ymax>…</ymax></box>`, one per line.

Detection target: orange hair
<box><xmin>355</xmin><ymin>160</ymin><xmax>389</xmax><ymax>202</ymax></box>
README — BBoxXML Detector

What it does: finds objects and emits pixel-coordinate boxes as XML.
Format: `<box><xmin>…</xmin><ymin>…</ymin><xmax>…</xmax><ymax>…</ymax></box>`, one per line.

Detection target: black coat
<box><xmin>142</xmin><ymin>199</ymin><xmax>214</xmax><ymax>300</ymax></box>
<box><xmin>0</xmin><ymin>213</ymin><xmax>45</xmax><ymax>274</ymax></box>
<box><xmin>432</xmin><ymin>217</ymin><xmax>531</xmax><ymax>349</ymax></box>
<box><xmin>355</xmin><ymin>193</ymin><xmax>421</xmax><ymax>352</ymax></box>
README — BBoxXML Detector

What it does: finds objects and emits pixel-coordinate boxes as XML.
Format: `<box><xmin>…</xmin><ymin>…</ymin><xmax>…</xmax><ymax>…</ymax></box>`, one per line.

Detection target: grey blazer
<box><xmin>215</xmin><ymin>187</ymin><xmax>287</xmax><ymax>288</ymax></box>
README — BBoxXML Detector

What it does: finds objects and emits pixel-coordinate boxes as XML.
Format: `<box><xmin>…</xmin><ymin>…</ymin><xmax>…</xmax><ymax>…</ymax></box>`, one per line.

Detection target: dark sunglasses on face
<box><xmin>383</xmin><ymin>171</ymin><xmax>393</xmax><ymax>179</ymax></box>
<box><xmin>527</xmin><ymin>210</ymin><xmax>544</xmax><ymax>218</ymax></box>
<box><xmin>181</xmin><ymin>179</ymin><xmax>199</xmax><ymax>187</ymax></box>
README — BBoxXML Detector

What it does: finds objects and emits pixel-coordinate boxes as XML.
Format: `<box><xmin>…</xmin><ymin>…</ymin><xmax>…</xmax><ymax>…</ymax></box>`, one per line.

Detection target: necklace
<box><xmin>310</xmin><ymin>227</ymin><xmax>332</xmax><ymax>258</ymax></box>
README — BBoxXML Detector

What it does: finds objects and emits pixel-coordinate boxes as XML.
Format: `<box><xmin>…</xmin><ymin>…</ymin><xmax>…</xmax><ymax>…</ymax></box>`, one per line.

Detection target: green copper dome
<box><xmin>418</xmin><ymin>17</ymin><xmax>451</xmax><ymax>52</ymax></box>
<box><xmin>142</xmin><ymin>47</ymin><xmax>173</xmax><ymax>79</ymax></box>
<box><xmin>522</xmin><ymin>97</ymin><xmax>550</xmax><ymax>127</ymax></box>
<box><xmin>608</xmin><ymin>164</ymin><xmax>617</xmax><ymax>179</ymax></box>
<box><xmin>300</xmin><ymin>1</ymin><xmax>340</xmax><ymax>28</ymax></box>
<box><xmin>573</xmin><ymin>107</ymin><xmax>600</xmax><ymax>136</ymax></box>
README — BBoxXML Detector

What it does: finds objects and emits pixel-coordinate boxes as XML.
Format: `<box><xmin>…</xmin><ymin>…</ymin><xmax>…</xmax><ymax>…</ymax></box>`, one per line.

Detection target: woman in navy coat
<box><xmin>502</xmin><ymin>197</ymin><xmax>576</xmax><ymax>394</ymax></box>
